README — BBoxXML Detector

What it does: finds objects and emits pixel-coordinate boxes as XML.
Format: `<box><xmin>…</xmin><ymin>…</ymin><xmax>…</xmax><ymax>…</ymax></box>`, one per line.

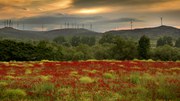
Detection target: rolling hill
<box><xmin>0</xmin><ymin>25</ymin><xmax>179</xmax><ymax>40</ymax></box>
<box><xmin>105</xmin><ymin>25</ymin><xmax>180</xmax><ymax>39</ymax></box>
<box><xmin>0</xmin><ymin>27</ymin><xmax>101</xmax><ymax>40</ymax></box>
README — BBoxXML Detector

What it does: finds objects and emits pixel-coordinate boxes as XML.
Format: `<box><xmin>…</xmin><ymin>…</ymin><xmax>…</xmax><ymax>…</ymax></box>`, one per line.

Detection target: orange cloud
<box><xmin>0</xmin><ymin>0</ymin><xmax>73</xmax><ymax>19</ymax></box>
<box><xmin>0</xmin><ymin>0</ymin><xmax>180</xmax><ymax>20</ymax></box>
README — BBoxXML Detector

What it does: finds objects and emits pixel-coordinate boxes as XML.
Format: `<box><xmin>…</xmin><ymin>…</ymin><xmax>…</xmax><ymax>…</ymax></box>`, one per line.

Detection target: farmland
<box><xmin>0</xmin><ymin>60</ymin><xmax>179</xmax><ymax>101</ymax></box>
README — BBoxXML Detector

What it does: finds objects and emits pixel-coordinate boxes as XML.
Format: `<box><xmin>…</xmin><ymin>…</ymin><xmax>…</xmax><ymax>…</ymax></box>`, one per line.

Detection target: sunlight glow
<box><xmin>78</xmin><ymin>8</ymin><xmax>107</xmax><ymax>14</ymax></box>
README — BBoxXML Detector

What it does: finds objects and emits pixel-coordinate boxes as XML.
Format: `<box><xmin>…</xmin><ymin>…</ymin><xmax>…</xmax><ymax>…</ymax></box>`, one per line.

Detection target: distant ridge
<box><xmin>105</xmin><ymin>25</ymin><xmax>180</xmax><ymax>39</ymax></box>
<box><xmin>0</xmin><ymin>27</ymin><xmax>100</xmax><ymax>40</ymax></box>
<box><xmin>0</xmin><ymin>25</ymin><xmax>179</xmax><ymax>40</ymax></box>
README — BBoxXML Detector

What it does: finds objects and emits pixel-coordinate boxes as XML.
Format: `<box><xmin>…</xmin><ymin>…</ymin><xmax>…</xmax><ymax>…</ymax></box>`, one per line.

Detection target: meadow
<box><xmin>0</xmin><ymin>60</ymin><xmax>179</xmax><ymax>101</ymax></box>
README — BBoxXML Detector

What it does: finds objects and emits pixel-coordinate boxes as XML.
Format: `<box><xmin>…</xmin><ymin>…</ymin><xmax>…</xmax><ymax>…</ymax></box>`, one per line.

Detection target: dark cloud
<box><xmin>95</xmin><ymin>18</ymin><xmax>144</xmax><ymax>24</ymax></box>
<box><xmin>72</xmin><ymin>0</ymin><xmax>171</xmax><ymax>8</ymax></box>
<box><xmin>107</xmin><ymin>18</ymin><xmax>143</xmax><ymax>23</ymax></box>
<box><xmin>17</xmin><ymin>15</ymin><xmax>103</xmax><ymax>24</ymax></box>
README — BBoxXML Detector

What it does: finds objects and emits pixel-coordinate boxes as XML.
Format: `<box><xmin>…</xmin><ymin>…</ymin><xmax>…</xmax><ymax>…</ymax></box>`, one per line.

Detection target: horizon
<box><xmin>1</xmin><ymin>25</ymin><xmax>179</xmax><ymax>33</ymax></box>
<box><xmin>0</xmin><ymin>0</ymin><xmax>180</xmax><ymax>32</ymax></box>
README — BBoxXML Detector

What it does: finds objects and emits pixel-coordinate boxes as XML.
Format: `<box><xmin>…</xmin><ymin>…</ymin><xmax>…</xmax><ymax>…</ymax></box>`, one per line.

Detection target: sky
<box><xmin>0</xmin><ymin>0</ymin><xmax>180</xmax><ymax>32</ymax></box>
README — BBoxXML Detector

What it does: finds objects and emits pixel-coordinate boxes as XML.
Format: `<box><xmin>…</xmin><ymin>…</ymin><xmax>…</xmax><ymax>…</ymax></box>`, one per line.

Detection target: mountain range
<box><xmin>0</xmin><ymin>25</ymin><xmax>179</xmax><ymax>40</ymax></box>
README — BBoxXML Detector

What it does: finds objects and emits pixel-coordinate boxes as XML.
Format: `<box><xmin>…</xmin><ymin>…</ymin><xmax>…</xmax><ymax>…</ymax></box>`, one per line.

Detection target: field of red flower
<box><xmin>0</xmin><ymin>60</ymin><xmax>179</xmax><ymax>101</ymax></box>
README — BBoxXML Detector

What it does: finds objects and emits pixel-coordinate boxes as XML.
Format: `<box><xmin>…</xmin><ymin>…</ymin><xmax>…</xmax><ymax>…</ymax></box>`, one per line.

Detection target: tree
<box><xmin>93</xmin><ymin>44</ymin><xmax>112</xmax><ymax>60</ymax></box>
<box><xmin>152</xmin><ymin>45</ymin><xmax>180</xmax><ymax>61</ymax></box>
<box><xmin>53</xmin><ymin>36</ymin><xmax>66</xmax><ymax>44</ymax></box>
<box><xmin>138</xmin><ymin>35</ymin><xmax>150</xmax><ymax>59</ymax></box>
<box><xmin>156</xmin><ymin>36</ymin><xmax>173</xmax><ymax>47</ymax></box>
<box><xmin>110</xmin><ymin>37</ymin><xmax>138</xmax><ymax>60</ymax></box>
<box><xmin>70</xmin><ymin>36</ymin><xmax>81</xmax><ymax>47</ymax></box>
<box><xmin>99</xmin><ymin>34</ymin><xmax>115</xmax><ymax>44</ymax></box>
<box><xmin>175</xmin><ymin>37</ymin><xmax>180</xmax><ymax>48</ymax></box>
<box><xmin>81</xmin><ymin>36</ymin><xmax>96</xmax><ymax>46</ymax></box>
<box><xmin>75</xmin><ymin>44</ymin><xmax>93</xmax><ymax>60</ymax></box>
<box><xmin>157</xmin><ymin>38</ymin><xmax>164</xmax><ymax>47</ymax></box>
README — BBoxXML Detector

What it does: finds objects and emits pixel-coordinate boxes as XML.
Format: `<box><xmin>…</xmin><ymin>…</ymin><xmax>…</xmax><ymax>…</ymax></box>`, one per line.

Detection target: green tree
<box><xmin>138</xmin><ymin>35</ymin><xmax>150</xmax><ymax>59</ymax></box>
<box><xmin>75</xmin><ymin>44</ymin><xmax>93</xmax><ymax>60</ymax></box>
<box><xmin>175</xmin><ymin>37</ymin><xmax>180</xmax><ymax>48</ymax></box>
<box><xmin>110</xmin><ymin>37</ymin><xmax>138</xmax><ymax>60</ymax></box>
<box><xmin>81</xmin><ymin>36</ymin><xmax>96</xmax><ymax>46</ymax></box>
<box><xmin>99</xmin><ymin>34</ymin><xmax>115</xmax><ymax>44</ymax></box>
<box><xmin>157</xmin><ymin>36</ymin><xmax>173</xmax><ymax>47</ymax></box>
<box><xmin>72</xmin><ymin>52</ymin><xmax>84</xmax><ymax>61</ymax></box>
<box><xmin>62</xmin><ymin>47</ymin><xmax>76</xmax><ymax>60</ymax></box>
<box><xmin>70</xmin><ymin>36</ymin><xmax>81</xmax><ymax>47</ymax></box>
<box><xmin>93</xmin><ymin>44</ymin><xmax>112</xmax><ymax>60</ymax></box>
<box><xmin>157</xmin><ymin>38</ymin><xmax>164</xmax><ymax>47</ymax></box>
<box><xmin>0</xmin><ymin>39</ymin><xmax>63</xmax><ymax>61</ymax></box>
<box><xmin>152</xmin><ymin>45</ymin><xmax>180</xmax><ymax>61</ymax></box>
<box><xmin>53</xmin><ymin>36</ymin><xmax>66</xmax><ymax>44</ymax></box>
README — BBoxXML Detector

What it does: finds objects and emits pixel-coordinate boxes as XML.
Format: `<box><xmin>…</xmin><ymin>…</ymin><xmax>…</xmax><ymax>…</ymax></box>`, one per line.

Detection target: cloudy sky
<box><xmin>0</xmin><ymin>0</ymin><xmax>180</xmax><ymax>32</ymax></box>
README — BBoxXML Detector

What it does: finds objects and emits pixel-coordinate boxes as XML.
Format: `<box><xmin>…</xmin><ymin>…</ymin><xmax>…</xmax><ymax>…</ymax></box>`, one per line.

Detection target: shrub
<box><xmin>103</xmin><ymin>73</ymin><xmax>115</xmax><ymax>79</ymax></box>
<box><xmin>79</xmin><ymin>76</ymin><xmax>94</xmax><ymax>84</ymax></box>
<box><xmin>3</xmin><ymin>89</ymin><xmax>26</xmax><ymax>99</ymax></box>
<box><xmin>34</xmin><ymin>82</ymin><xmax>55</xmax><ymax>93</ymax></box>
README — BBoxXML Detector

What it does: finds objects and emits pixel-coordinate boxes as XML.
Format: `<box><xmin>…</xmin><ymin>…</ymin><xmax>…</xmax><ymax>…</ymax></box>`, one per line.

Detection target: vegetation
<box><xmin>138</xmin><ymin>35</ymin><xmax>150</xmax><ymax>59</ymax></box>
<box><xmin>0</xmin><ymin>61</ymin><xmax>179</xmax><ymax>100</ymax></box>
<box><xmin>175</xmin><ymin>37</ymin><xmax>180</xmax><ymax>48</ymax></box>
<box><xmin>0</xmin><ymin>35</ymin><xmax>179</xmax><ymax>61</ymax></box>
<box><xmin>157</xmin><ymin>36</ymin><xmax>173</xmax><ymax>47</ymax></box>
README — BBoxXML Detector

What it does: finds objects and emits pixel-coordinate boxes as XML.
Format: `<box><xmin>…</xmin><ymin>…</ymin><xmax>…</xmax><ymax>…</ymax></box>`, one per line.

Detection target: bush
<box><xmin>157</xmin><ymin>36</ymin><xmax>173</xmax><ymax>47</ymax></box>
<box><xmin>151</xmin><ymin>45</ymin><xmax>180</xmax><ymax>61</ymax></box>
<box><xmin>79</xmin><ymin>76</ymin><xmax>94</xmax><ymax>84</ymax></box>
<box><xmin>103</xmin><ymin>73</ymin><xmax>115</xmax><ymax>79</ymax></box>
<box><xmin>3</xmin><ymin>89</ymin><xmax>26</xmax><ymax>99</ymax></box>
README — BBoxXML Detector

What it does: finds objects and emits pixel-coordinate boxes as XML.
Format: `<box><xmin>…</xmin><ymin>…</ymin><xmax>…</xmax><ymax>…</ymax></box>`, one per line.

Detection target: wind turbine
<box><xmin>90</xmin><ymin>24</ymin><xmax>92</xmax><ymax>30</ymax></box>
<box><xmin>130</xmin><ymin>19</ymin><xmax>133</xmax><ymax>30</ymax></box>
<box><xmin>82</xmin><ymin>24</ymin><xmax>85</xmax><ymax>29</ymax></box>
<box><xmin>42</xmin><ymin>24</ymin><xmax>44</xmax><ymax>31</ymax></box>
<box><xmin>160</xmin><ymin>17</ymin><xmax>163</xmax><ymax>26</ymax></box>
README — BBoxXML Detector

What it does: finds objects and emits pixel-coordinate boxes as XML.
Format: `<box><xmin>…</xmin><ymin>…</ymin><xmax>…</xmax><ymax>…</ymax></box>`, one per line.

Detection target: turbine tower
<box><xmin>23</xmin><ymin>22</ymin><xmax>25</xmax><ymax>30</ymax></box>
<box><xmin>42</xmin><ymin>24</ymin><xmax>44</xmax><ymax>31</ymax></box>
<box><xmin>17</xmin><ymin>21</ymin><xmax>19</xmax><ymax>29</ymax></box>
<box><xmin>90</xmin><ymin>24</ymin><xmax>92</xmax><ymax>30</ymax></box>
<box><xmin>161</xmin><ymin>17</ymin><xmax>163</xmax><ymax>26</ymax></box>
<box><xmin>82</xmin><ymin>24</ymin><xmax>85</xmax><ymax>29</ymax></box>
<box><xmin>130</xmin><ymin>20</ymin><xmax>133</xmax><ymax>30</ymax></box>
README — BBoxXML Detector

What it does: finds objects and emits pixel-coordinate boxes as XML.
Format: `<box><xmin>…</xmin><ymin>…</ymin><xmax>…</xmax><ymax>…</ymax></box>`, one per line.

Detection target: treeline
<box><xmin>0</xmin><ymin>34</ymin><xmax>180</xmax><ymax>61</ymax></box>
